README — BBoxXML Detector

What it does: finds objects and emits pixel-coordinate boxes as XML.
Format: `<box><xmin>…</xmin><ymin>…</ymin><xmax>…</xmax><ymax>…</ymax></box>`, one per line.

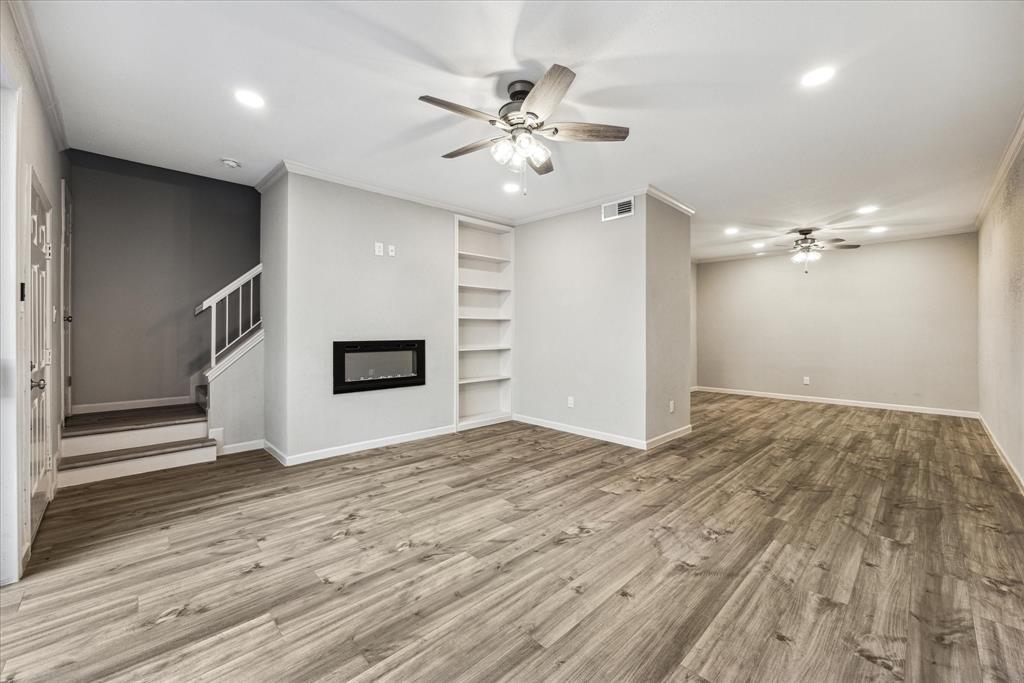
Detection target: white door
<box><xmin>28</xmin><ymin>176</ymin><xmax>53</xmax><ymax>499</ymax></box>
<box><xmin>61</xmin><ymin>180</ymin><xmax>72</xmax><ymax>418</ymax></box>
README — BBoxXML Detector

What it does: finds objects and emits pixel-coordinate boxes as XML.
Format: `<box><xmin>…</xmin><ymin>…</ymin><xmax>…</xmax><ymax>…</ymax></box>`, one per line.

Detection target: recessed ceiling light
<box><xmin>752</xmin><ymin>242</ymin><xmax>766</xmax><ymax>249</ymax></box>
<box><xmin>234</xmin><ymin>89</ymin><xmax>265</xmax><ymax>109</ymax></box>
<box><xmin>220</xmin><ymin>157</ymin><xmax>241</xmax><ymax>169</ymax></box>
<box><xmin>724</xmin><ymin>227</ymin><xmax>740</xmax><ymax>236</ymax></box>
<box><xmin>869</xmin><ymin>226</ymin><xmax>888</xmax><ymax>233</ymax></box>
<box><xmin>755</xmin><ymin>252</ymin><xmax>765</xmax><ymax>256</ymax></box>
<box><xmin>856</xmin><ymin>205</ymin><xmax>879</xmax><ymax>215</ymax></box>
<box><xmin>502</xmin><ymin>182</ymin><xmax>520</xmax><ymax>194</ymax></box>
<box><xmin>800</xmin><ymin>66</ymin><xmax>836</xmax><ymax>88</ymax></box>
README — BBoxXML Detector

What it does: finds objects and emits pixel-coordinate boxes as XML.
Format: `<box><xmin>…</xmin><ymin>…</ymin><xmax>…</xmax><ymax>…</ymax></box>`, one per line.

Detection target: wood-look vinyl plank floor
<box><xmin>2</xmin><ymin>392</ymin><xmax>1023</xmax><ymax>682</ymax></box>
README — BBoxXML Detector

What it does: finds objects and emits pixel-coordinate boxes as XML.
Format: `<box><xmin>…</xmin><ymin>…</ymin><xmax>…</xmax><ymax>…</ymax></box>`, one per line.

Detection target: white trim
<box><xmin>198</xmin><ymin>264</ymin><xmax>262</xmax><ymax>312</ymax></box>
<box><xmin>515</xmin><ymin>187</ymin><xmax>648</xmax><ymax>226</ymax></box>
<box><xmin>7</xmin><ymin>1</ymin><xmax>68</xmax><ymax>149</ymax></box>
<box><xmin>691</xmin><ymin>386</ymin><xmax>980</xmax><ymax>418</ymax></box>
<box><xmin>258</xmin><ymin>161</ymin><xmax>509</xmax><ymax>225</ymax></box>
<box><xmin>57</xmin><ymin>443</ymin><xmax>216</xmax><ymax>488</ymax></box>
<box><xmin>980</xmin><ymin>414</ymin><xmax>1023</xmax><ymax>496</ymax></box>
<box><xmin>512</xmin><ymin>413</ymin><xmax>646</xmax><ymax>450</ymax></box>
<box><xmin>645</xmin><ymin>424</ymin><xmax>693</xmax><ymax>449</ymax></box>
<box><xmin>254</xmin><ymin>162</ymin><xmax>288</xmax><ymax>193</ymax></box>
<box><xmin>646</xmin><ymin>186</ymin><xmax>696</xmax><ymax>216</ymax></box>
<box><xmin>270</xmin><ymin>425</ymin><xmax>456</xmax><ymax>466</ymax></box>
<box><xmin>976</xmin><ymin>104</ymin><xmax>1024</xmax><ymax>227</ymax></box>
<box><xmin>263</xmin><ymin>439</ymin><xmax>288</xmax><ymax>466</ymax></box>
<box><xmin>453</xmin><ymin>214</ymin><xmax>513</xmax><ymax>234</ymax></box>
<box><xmin>70</xmin><ymin>395</ymin><xmax>193</xmax><ymax>414</ymax></box>
<box><xmin>457</xmin><ymin>411</ymin><xmax>511</xmax><ymax>430</ymax></box>
<box><xmin>205</xmin><ymin>329</ymin><xmax>264</xmax><ymax>382</ymax></box>
<box><xmin>221</xmin><ymin>439</ymin><xmax>266</xmax><ymax>456</ymax></box>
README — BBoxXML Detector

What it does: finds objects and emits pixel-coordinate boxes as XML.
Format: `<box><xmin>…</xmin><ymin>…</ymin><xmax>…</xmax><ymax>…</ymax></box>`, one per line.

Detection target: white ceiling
<box><xmin>25</xmin><ymin>0</ymin><xmax>1024</xmax><ymax>260</ymax></box>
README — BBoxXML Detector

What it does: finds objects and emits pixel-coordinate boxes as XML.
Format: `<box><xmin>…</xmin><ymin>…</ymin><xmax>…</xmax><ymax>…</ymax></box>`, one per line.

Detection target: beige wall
<box><xmin>697</xmin><ymin>232</ymin><xmax>979</xmax><ymax>412</ymax></box>
<box><xmin>978</xmin><ymin>143</ymin><xmax>1024</xmax><ymax>480</ymax></box>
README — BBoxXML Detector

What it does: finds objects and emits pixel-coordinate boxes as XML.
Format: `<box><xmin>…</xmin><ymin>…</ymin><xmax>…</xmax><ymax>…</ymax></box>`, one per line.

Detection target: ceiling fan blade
<box><xmin>821</xmin><ymin>238</ymin><xmax>845</xmax><ymax>243</ymax></box>
<box><xmin>538</xmin><ymin>122</ymin><xmax>629</xmax><ymax>142</ymax></box>
<box><xmin>419</xmin><ymin>96</ymin><xmax>502</xmax><ymax>126</ymax></box>
<box><xmin>442</xmin><ymin>137</ymin><xmax>503</xmax><ymax>159</ymax></box>
<box><xmin>832</xmin><ymin>244</ymin><xmax>861</xmax><ymax>249</ymax></box>
<box><xmin>528</xmin><ymin>156</ymin><xmax>554</xmax><ymax>175</ymax></box>
<box><xmin>521</xmin><ymin>64</ymin><xmax>575</xmax><ymax>122</ymax></box>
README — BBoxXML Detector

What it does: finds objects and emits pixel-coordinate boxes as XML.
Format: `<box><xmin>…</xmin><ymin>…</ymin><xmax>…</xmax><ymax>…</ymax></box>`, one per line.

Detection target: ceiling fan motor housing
<box><xmin>499</xmin><ymin>80</ymin><xmax>536</xmax><ymax>124</ymax></box>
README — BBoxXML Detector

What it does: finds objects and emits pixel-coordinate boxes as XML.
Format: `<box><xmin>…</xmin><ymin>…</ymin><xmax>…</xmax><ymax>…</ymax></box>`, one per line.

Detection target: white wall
<box><xmin>697</xmin><ymin>232</ymin><xmax>979</xmax><ymax>412</ymax></box>
<box><xmin>978</xmin><ymin>143</ymin><xmax>1024</xmax><ymax>480</ymax></box>
<box><xmin>645</xmin><ymin>196</ymin><xmax>691</xmax><ymax>439</ymax></box>
<box><xmin>260</xmin><ymin>174</ymin><xmax>290</xmax><ymax>455</ymax></box>
<box><xmin>1</xmin><ymin>0</ymin><xmax>68</xmax><ymax>584</ymax></box>
<box><xmin>263</xmin><ymin>172</ymin><xmax>456</xmax><ymax>461</ymax></box>
<box><xmin>207</xmin><ymin>341</ymin><xmax>264</xmax><ymax>451</ymax></box>
<box><xmin>514</xmin><ymin>198</ymin><xmax>647</xmax><ymax>443</ymax></box>
<box><xmin>690</xmin><ymin>262</ymin><xmax>698</xmax><ymax>389</ymax></box>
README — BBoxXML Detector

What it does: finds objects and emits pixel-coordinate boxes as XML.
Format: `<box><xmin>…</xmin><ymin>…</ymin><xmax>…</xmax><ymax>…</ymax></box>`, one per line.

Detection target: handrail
<box><xmin>197</xmin><ymin>263</ymin><xmax>262</xmax><ymax>370</ymax></box>
<box><xmin>195</xmin><ymin>263</ymin><xmax>262</xmax><ymax>315</ymax></box>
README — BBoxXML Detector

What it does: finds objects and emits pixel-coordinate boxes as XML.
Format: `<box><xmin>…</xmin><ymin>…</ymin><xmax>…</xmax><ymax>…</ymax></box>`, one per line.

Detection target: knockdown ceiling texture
<box><xmin>25</xmin><ymin>0</ymin><xmax>1024</xmax><ymax>259</ymax></box>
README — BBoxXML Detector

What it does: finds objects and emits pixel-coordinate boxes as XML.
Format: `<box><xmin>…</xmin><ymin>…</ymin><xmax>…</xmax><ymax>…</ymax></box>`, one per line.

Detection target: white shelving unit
<box><xmin>455</xmin><ymin>215</ymin><xmax>513</xmax><ymax>430</ymax></box>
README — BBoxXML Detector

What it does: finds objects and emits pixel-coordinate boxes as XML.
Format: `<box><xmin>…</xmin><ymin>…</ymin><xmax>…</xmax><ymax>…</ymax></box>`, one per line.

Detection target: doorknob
<box><xmin>31</xmin><ymin>378</ymin><xmax>46</xmax><ymax>390</ymax></box>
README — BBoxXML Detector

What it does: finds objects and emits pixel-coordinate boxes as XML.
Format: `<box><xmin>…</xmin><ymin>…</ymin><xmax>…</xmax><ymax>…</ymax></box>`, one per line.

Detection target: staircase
<box><xmin>58</xmin><ymin>264</ymin><xmax>263</xmax><ymax>487</ymax></box>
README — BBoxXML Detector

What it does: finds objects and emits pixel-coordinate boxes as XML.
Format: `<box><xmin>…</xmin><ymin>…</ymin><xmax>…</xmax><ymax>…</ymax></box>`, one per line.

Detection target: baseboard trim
<box><xmin>980</xmin><ymin>414</ymin><xmax>1024</xmax><ymax>496</ymax></box>
<box><xmin>71</xmin><ymin>395</ymin><xmax>193</xmax><ymax>414</ymax></box>
<box><xmin>221</xmin><ymin>439</ymin><xmax>267</xmax><ymax>456</ymax></box>
<box><xmin>271</xmin><ymin>425</ymin><xmax>456</xmax><ymax>466</ymax></box>
<box><xmin>512</xmin><ymin>414</ymin><xmax>647</xmax><ymax>450</ymax></box>
<box><xmin>691</xmin><ymin>387</ymin><xmax>980</xmax><ymax>419</ymax></box>
<box><xmin>263</xmin><ymin>440</ymin><xmax>288</xmax><ymax>466</ymax></box>
<box><xmin>646</xmin><ymin>425</ymin><xmax>693</xmax><ymax>449</ymax></box>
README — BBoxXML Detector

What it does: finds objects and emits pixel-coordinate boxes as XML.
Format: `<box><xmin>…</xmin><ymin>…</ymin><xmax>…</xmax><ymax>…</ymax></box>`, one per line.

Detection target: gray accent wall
<box><xmin>645</xmin><ymin>196</ymin><xmax>692</xmax><ymax>439</ymax></box>
<box><xmin>978</xmin><ymin>144</ymin><xmax>1024</xmax><ymax>479</ymax></box>
<box><xmin>69</xmin><ymin>151</ymin><xmax>260</xmax><ymax>406</ymax></box>
<box><xmin>515</xmin><ymin>198</ymin><xmax>648</xmax><ymax>442</ymax></box>
<box><xmin>261</xmin><ymin>172</ymin><xmax>455</xmax><ymax>458</ymax></box>
<box><xmin>697</xmin><ymin>232</ymin><xmax>979</xmax><ymax>412</ymax></box>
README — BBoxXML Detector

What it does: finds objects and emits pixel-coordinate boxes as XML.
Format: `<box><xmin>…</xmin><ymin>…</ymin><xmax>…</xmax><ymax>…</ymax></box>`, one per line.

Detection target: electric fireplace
<box><xmin>333</xmin><ymin>340</ymin><xmax>425</xmax><ymax>394</ymax></box>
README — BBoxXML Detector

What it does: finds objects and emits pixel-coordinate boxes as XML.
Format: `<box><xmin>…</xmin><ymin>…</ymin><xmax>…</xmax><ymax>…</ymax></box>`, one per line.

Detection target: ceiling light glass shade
<box><xmin>491</xmin><ymin>139</ymin><xmax>515</xmax><ymax>165</ymax></box>
<box><xmin>807</xmin><ymin>251</ymin><xmax>822</xmax><ymax>262</ymax></box>
<box><xmin>791</xmin><ymin>251</ymin><xmax>808</xmax><ymax>263</ymax></box>
<box><xmin>529</xmin><ymin>143</ymin><xmax>551</xmax><ymax>164</ymax></box>
<box><xmin>514</xmin><ymin>131</ymin><xmax>537</xmax><ymax>154</ymax></box>
<box><xmin>507</xmin><ymin>152</ymin><xmax>526</xmax><ymax>173</ymax></box>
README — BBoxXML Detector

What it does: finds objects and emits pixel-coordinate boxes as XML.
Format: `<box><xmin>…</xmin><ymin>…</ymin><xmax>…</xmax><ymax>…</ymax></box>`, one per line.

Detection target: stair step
<box><xmin>64</xmin><ymin>404</ymin><xmax>207</xmax><ymax>437</ymax></box>
<box><xmin>59</xmin><ymin>437</ymin><xmax>218</xmax><ymax>471</ymax></box>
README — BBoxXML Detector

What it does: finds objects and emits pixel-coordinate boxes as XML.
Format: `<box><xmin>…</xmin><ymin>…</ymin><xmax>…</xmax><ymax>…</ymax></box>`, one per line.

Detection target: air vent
<box><xmin>601</xmin><ymin>197</ymin><xmax>634</xmax><ymax>222</ymax></box>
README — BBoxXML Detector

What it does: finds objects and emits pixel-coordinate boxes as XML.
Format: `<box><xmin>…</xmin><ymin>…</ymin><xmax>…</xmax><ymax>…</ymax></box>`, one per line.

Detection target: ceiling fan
<box><xmin>775</xmin><ymin>228</ymin><xmax>861</xmax><ymax>274</ymax></box>
<box><xmin>418</xmin><ymin>64</ymin><xmax>629</xmax><ymax>183</ymax></box>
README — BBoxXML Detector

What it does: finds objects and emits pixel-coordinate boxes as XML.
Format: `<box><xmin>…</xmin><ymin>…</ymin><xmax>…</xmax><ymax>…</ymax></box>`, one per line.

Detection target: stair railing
<box><xmin>195</xmin><ymin>264</ymin><xmax>262</xmax><ymax>370</ymax></box>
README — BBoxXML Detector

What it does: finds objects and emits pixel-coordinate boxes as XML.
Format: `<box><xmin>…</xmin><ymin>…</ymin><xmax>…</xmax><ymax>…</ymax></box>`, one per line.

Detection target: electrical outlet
<box><xmin>669</xmin><ymin>400</ymin><xmax>675</xmax><ymax>413</ymax></box>
<box><xmin>567</xmin><ymin>396</ymin><xmax>574</xmax><ymax>408</ymax></box>
<box><xmin>803</xmin><ymin>376</ymin><xmax>810</xmax><ymax>385</ymax></box>
<box><xmin>374</xmin><ymin>241</ymin><xmax>384</xmax><ymax>256</ymax></box>
<box><xmin>388</xmin><ymin>244</ymin><xmax>396</xmax><ymax>257</ymax></box>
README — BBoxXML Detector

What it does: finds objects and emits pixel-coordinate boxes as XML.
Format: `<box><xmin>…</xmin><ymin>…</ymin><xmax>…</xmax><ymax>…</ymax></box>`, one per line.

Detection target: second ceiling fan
<box><xmin>419</xmin><ymin>64</ymin><xmax>629</xmax><ymax>178</ymax></box>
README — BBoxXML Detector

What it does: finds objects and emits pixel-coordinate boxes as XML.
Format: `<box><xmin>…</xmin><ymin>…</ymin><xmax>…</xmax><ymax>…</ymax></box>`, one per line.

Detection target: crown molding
<box><xmin>257</xmin><ymin>160</ymin><xmax>509</xmax><ymax>225</ymax></box>
<box><xmin>646</xmin><ymin>185</ymin><xmax>696</xmax><ymax>216</ymax></box>
<box><xmin>8</xmin><ymin>0</ymin><xmax>68</xmax><ymax>150</ymax></box>
<box><xmin>976</xmin><ymin>104</ymin><xmax>1024</xmax><ymax>228</ymax></box>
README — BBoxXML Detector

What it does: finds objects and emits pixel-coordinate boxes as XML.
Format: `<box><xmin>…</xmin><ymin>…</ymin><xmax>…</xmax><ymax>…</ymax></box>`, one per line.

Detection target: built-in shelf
<box><xmin>459</xmin><ymin>375</ymin><xmax>511</xmax><ymax>385</ymax></box>
<box><xmin>457</xmin><ymin>410</ymin><xmax>512</xmax><ymax>429</ymax></box>
<box><xmin>458</xmin><ymin>250</ymin><xmax>510</xmax><ymax>264</ymax></box>
<box><xmin>458</xmin><ymin>283</ymin><xmax>512</xmax><ymax>292</ymax></box>
<box><xmin>459</xmin><ymin>345</ymin><xmax>511</xmax><ymax>352</ymax></box>
<box><xmin>459</xmin><ymin>315</ymin><xmax>511</xmax><ymax>321</ymax></box>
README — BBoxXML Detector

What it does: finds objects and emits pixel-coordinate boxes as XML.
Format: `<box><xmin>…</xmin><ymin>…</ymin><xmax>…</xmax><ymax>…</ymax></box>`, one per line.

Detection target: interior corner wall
<box><xmin>978</xmin><ymin>144</ymin><xmax>1024</xmax><ymax>480</ymax></box>
<box><xmin>271</xmin><ymin>173</ymin><xmax>456</xmax><ymax>459</ymax></box>
<box><xmin>260</xmin><ymin>173</ymin><xmax>290</xmax><ymax>456</ymax></box>
<box><xmin>645</xmin><ymin>196</ymin><xmax>691</xmax><ymax>440</ymax></box>
<box><xmin>690</xmin><ymin>262</ymin><xmax>698</xmax><ymax>389</ymax></box>
<box><xmin>697</xmin><ymin>232</ymin><xmax>979</xmax><ymax>412</ymax></box>
<box><xmin>68</xmin><ymin>151</ymin><xmax>260</xmax><ymax>407</ymax></box>
<box><xmin>514</xmin><ymin>198</ymin><xmax>647</xmax><ymax>443</ymax></box>
<box><xmin>1</xmin><ymin>0</ymin><xmax>68</xmax><ymax>585</ymax></box>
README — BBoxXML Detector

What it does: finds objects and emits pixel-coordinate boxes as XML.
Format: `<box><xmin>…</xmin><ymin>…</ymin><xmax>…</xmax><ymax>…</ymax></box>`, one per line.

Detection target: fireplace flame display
<box><xmin>333</xmin><ymin>340</ymin><xmax>425</xmax><ymax>394</ymax></box>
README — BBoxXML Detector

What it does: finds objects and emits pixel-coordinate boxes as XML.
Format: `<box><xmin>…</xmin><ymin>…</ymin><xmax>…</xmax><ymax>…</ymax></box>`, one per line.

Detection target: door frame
<box><xmin>61</xmin><ymin>179</ymin><xmax>72</xmax><ymax>420</ymax></box>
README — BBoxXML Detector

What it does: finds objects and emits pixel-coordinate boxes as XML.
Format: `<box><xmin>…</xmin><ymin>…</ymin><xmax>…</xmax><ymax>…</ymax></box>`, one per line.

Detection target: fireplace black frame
<box><xmin>333</xmin><ymin>340</ymin><xmax>426</xmax><ymax>394</ymax></box>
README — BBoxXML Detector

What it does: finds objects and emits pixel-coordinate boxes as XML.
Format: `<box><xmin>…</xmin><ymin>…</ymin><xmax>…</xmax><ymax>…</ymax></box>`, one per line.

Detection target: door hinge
<box><xmin>19</xmin><ymin>282</ymin><xmax>25</xmax><ymax>301</ymax></box>
<box><xmin>44</xmin><ymin>241</ymin><xmax>53</xmax><ymax>260</ymax></box>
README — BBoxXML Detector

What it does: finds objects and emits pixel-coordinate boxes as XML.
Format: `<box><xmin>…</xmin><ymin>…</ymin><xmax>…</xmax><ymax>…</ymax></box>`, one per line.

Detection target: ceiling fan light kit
<box><xmin>419</xmin><ymin>64</ymin><xmax>629</xmax><ymax>192</ymax></box>
<box><xmin>783</xmin><ymin>227</ymin><xmax>861</xmax><ymax>274</ymax></box>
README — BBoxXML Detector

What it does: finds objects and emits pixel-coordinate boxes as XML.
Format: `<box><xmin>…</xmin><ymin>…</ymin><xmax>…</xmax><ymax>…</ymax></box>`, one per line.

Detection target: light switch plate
<box><xmin>374</xmin><ymin>241</ymin><xmax>384</xmax><ymax>256</ymax></box>
<box><xmin>388</xmin><ymin>244</ymin><xmax>396</xmax><ymax>257</ymax></box>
